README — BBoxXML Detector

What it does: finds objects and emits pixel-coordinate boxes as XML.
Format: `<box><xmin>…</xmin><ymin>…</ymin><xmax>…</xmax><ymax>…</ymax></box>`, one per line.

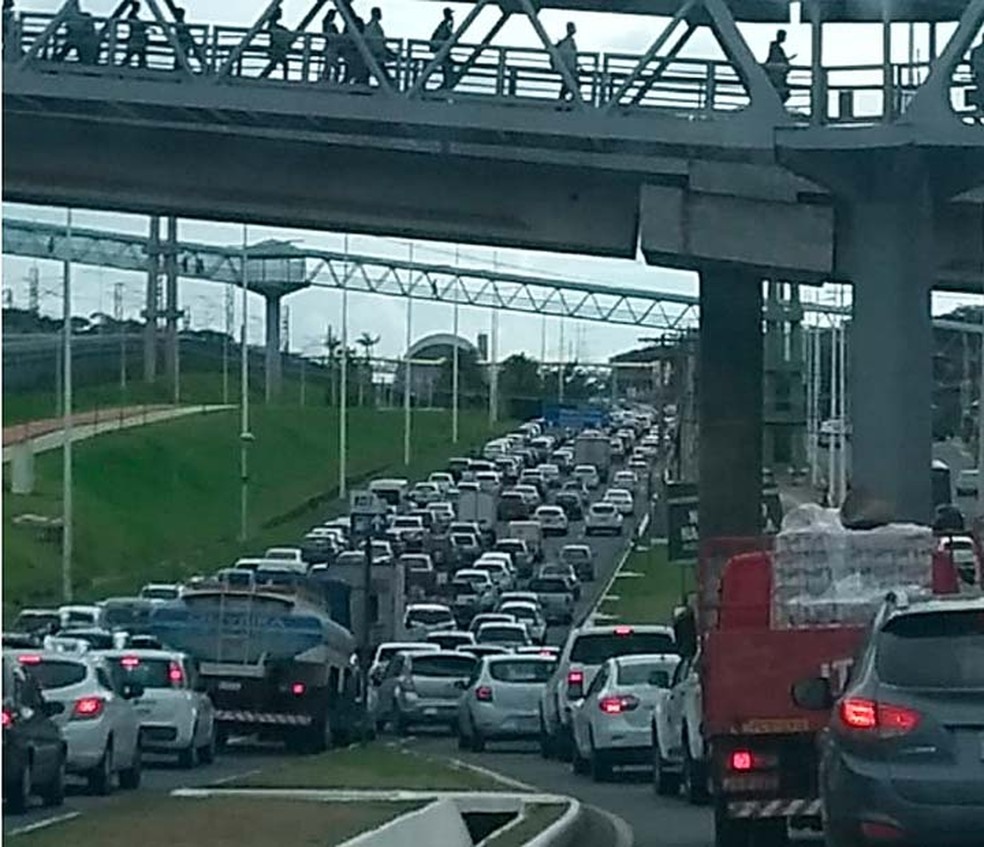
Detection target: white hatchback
<box><xmin>585</xmin><ymin>502</ymin><xmax>624</xmax><ymax>536</ymax></box>
<box><xmin>11</xmin><ymin>650</ymin><xmax>142</xmax><ymax>794</ymax></box>
<box><xmin>573</xmin><ymin>465</ymin><xmax>601</xmax><ymax>490</ymax></box>
<box><xmin>603</xmin><ymin>488</ymin><xmax>635</xmax><ymax>516</ymax></box>
<box><xmin>102</xmin><ymin>650</ymin><xmax>217</xmax><ymax>768</ymax></box>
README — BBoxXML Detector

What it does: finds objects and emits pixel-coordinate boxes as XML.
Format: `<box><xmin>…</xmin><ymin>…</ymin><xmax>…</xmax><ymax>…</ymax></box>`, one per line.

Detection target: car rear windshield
<box><xmin>617</xmin><ymin>660</ymin><xmax>678</xmax><ymax>686</ymax></box>
<box><xmin>29</xmin><ymin>660</ymin><xmax>87</xmax><ymax>690</ymax></box>
<box><xmin>407</xmin><ymin>609</ymin><xmax>452</xmax><ymax>626</ymax></box>
<box><xmin>114</xmin><ymin>659</ymin><xmax>177</xmax><ymax>689</ymax></box>
<box><xmin>877</xmin><ymin>610</ymin><xmax>984</xmax><ymax>688</ymax></box>
<box><xmin>592</xmin><ymin>504</ymin><xmax>616</xmax><ymax>514</ymax></box>
<box><xmin>489</xmin><ymin>660</ymin><xmax>554</xmax><ymax>683</ymax></box>
<box><xmin>103</xmin><ymin>605</ymin><xmax>152</xmax><ymax>628</ymax></box>
<box><xmin>562</xmin><ymin>548</ymin><xmax>589</xmax><ymax>561</ymax></box>
<box><xmin>480</xmin><ymin>626</ymin><xmax>526</xmax><ymax>643</ymax></box>
<box><xmin>411</xmin><ymin>655</ymin><xmax>476</xmax><ymax>677</ymax></box>
<box><xmin>14</xmin><ymin>612</ymin><xmax>59</xmax><ymax>630</ymax></box>
<box><xmin>571</xmin><ymin>633</ymin><xmax>677</xmax><ymax>664</ymax></box>
<box><xmin>530</xmin><ymin>578</ymin><xmax>569</xmax><ymax>593</ymax></box>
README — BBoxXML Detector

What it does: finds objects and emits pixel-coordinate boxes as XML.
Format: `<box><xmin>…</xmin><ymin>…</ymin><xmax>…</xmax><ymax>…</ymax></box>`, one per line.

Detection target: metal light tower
<box><xmin>61</xmin><ymin>208</ymin><xmax>74</xmax><ymax>603</ymax></box>
<box><xmin>239</xmin><ymin>225</ymin><xmax>252</xmax><ymax>543</ymax></box>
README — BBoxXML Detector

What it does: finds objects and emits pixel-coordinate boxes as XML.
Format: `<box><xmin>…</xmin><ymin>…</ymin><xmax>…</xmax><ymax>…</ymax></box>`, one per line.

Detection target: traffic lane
<box><xmin>2</xmin><ymin>743</ymin><xmax>291</xmax><ymax>834</ymax></box>
<box><xmin>933</xmin><ymin>440</ymin><xmax>980</xmax><ymax>522</ymax></box>
<box><xmin>410</xmin><ymin>735</ymin><xmax>713</xmax><ymax>847</ymax></box>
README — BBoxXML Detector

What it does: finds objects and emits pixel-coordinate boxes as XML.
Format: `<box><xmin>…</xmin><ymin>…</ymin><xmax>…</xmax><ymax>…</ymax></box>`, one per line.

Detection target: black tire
<box><xmin>471</xmin><ymin>729</ymin><xmax>486</xmax><ymax>753</ymax></box>
<box><xmin>682</xmin><ymin>739</ymin><xmax>710</xmax><ymax>805</ymax></box>
<box><xmin>538</xmin><ymin>713</ymin><xmax>555</xmax><ymax>760</ymax></box>
<box><xmin>394</xmin><ymin>713</ymin><xmax>409</xmax><ymax>738</ymax></box>
<box><xmin>653</xmin><ymin>729</ymin><xmax>680</xmax><ymax>797</ymax></box>
<box><xmin>571</xmin><ymin>741</ymin><xmax>590</xmax><ymax>776</ymax></box>
<box><xmin>6</xmin><ymin>759</ymin><xmax>31</xmax><ymax>814</ymax></box>
<box><xmin>590</xmin><ymin>741</ymin><xmax>611</xmax><ymax>783</ymax></box>
<box><xmin>119</xmin><ymin>747</ymin><xmax>142</xmax><ymax>790</ymax></box>
<box><xmin>177</xmin><ymin>743</ymin><xmax>196</xmax><ymax>769</ymax></box>
<box><xmin>555</xmin><ymin>725</ymin><xmax>573</xmax><ymax>762</ymax></box>
<box><xmin>88</xmin><ymin>743</ymin><xmax>114</xmax><ymax>796</ymax></box>
<box><xmin>39</xmin><ymin>753</ymin><xmax>66</xmax><ymax>808</ymax></box>
<box><xmin>457</xmin><ymin>726</ymin><xmax>472</xmax><ymax>751</ymax></box>
<box><xmin>197</xmin><ymin>729</ymin><xmax>217</xmax><ymax>765</ymax></box>
<box><xmin>714</xmin><ymin>800</ymin><xmax>752</xmax><ymax>847</ymax></box>
<box><xmin>215</xmin><ymin>725</ymin><xmax>230</xmax><ymax>752</ymax></box>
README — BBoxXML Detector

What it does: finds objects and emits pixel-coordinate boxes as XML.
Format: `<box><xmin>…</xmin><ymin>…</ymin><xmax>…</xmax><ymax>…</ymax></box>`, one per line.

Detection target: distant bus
<box><xmin>932</xmin><ymin>460</ymin><xmax>952</xmax><ymax>508</ymax></box>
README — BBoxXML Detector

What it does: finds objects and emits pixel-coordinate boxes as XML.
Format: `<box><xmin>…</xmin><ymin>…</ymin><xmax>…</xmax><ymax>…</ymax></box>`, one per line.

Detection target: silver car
<box><xmin>380</xmin><ymin>651</ymin><xmax>477</xmax><ymax>735</ymax></box>
<box><xmin>457</xmin><ymin>654</ymin><xmax>556</xmax><ymax>751</ymax></box>
<box><xmin>499</xmin><ymin>601</ymin><xmax>547</xmax><ymax>645</ymax></box>
<box><xmin>476</xmin><ymin>622</ymin><xmax>531</xmax><ymax>649</ymax></box>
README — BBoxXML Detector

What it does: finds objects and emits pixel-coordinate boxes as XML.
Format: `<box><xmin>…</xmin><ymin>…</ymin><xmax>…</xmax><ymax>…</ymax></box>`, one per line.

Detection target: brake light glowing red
<box><xmin>599</xmin><ymin>694</ymin><xmax>639</xmax><ymax>715</ymax></box>
<box><xmin>475</xmin><ymin>686</ymin><xmax>493</xmax><ymax>702</ymax></box>
<box><xmin>121</xmin><ymin>656</ymin><xmax>141</xmax><ymax>669</ymax></box>
<box><xmin>290</xmin><ymin>682</ymin><xmax>306</xmax><ymax>696</ymax></box>
<box><xmin>168</xmin><ymin>661</ymin><xmax>185</xmax><ymax>685</ymax></box>
<box><xmin>567</xmin><ymin>670</ymin><xmax>584</xmax><ymax>685</ymax></box>
<box><xmin>860</xmin><ymin>821</ymin><xmax>905</xmax><ymax>841</ymax></box>
<box><xmin>1</xmin><ymin>709</ymin><xmax>12</xmax><ymax>729</ymax></box>
<box><xmin>613</xmin><ymin>625</ymin><xmax>634</xmax><ymax>636</ymax></box>
<box><xmin>72</xmin><ymin>696</ymin><xmax>105</xmax><ymax>719</ymax></box>
<box><xmin>839</xmin><ymin>698</ymin><xmax>921</xmax><ymax>736</ymax></box>
<box><xmin>17</xmin><ymin>654</ymin><xmax>41</xmax><ymax>665</ymax></box>
<box><xmin>730</xmin><ymin>750</ymin><xmax>753</xmax><ymax>771</ymax></box>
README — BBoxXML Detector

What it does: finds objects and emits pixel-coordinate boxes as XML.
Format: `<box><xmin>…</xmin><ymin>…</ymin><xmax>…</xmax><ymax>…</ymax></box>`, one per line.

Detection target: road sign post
<box><xmin>349</xmin><ymin>490</ymin><xmax>387</xmax><ymax>689</ymax></box>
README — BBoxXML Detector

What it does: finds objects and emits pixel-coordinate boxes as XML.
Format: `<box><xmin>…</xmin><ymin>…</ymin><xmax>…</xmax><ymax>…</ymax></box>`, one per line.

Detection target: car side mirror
<box><xmin>791</xmin><ymin>677</ymin><xmax>833</xmax><ymax>711</ymax></box>
<box><xmin>122</xmin><ymin>682</ymin><xmax>145</xmax><ymax>701</ymax></box>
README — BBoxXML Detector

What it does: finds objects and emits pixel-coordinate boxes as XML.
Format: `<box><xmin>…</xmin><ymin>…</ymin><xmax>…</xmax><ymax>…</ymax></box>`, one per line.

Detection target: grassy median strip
<box><xmin>598</xmin><ymin>541</ymin><xmax>694</xmax><ymax>625</ymax></box>
<box><xmin>239</xmin><ymin>742</ymin><xmax>509</xmax><ymax>792</ymax></box>
<box><xmin>480</xmin><ymin>803</ymin><xmax>568</xmax><ymax>847</ymax></box>
<box><xmin>3</xmin><ymin>405</ymin><xmax>508</xmax><ymax>608</ymax></box>
<box><xmin>7</xmin><ymin>795</ymin><xmax>419</xmax><ymax>847</ymax></box>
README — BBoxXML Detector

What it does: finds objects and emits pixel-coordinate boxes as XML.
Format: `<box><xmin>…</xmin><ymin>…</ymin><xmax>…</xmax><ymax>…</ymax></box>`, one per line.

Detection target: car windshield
<box><xmin>571</xmin><ymin>633</ymin><xmax>677</xmax><ymax>664</ymax></box>
<box><xmin>26</xmin><ymin>659</ymin><xmax>87</xmax><ymax>690</ymax></box>
<box><xmin>489</xmin><ymin>660</ymin><xmax>554</xmax><ymax>683</ymax></box>
<box><xmin>394</xmin><ymin>518</ymin><xmax>421</xmax><ymax>528</ymax></box>
<box><xmin>407</xmin><ymin>609</ymin><xmax>452</xmax><ymax>626</ymax></box>
<box><xmin>411</xmin><ymin>655</ymin><xmax>476</xmax><ymax>677</ymax></box>
<box><xmin>877</xmin><ymin>610</ymin><xmax>984</xmax><ymax>688</ymax></box>
<box><xmin>529</xmin><ymin>578</ymin><xmax>569</xmax><ymax>593</ymax></box>
<box><xmin>61</xmin><ymin>629</ymin><xmax>115</xmax><ymax>649</ymax></box>
<box><xmin>617</xmin><ymin>659</ymin><xmax>678</xmax><ymax>686</ymax></box>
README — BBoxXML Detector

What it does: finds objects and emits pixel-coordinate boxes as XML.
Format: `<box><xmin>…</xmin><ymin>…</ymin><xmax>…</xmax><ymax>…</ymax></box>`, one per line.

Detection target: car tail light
<box><xmin>730</xmin><ymin>750</ymin><xmax>753</xmax><ymax>771</ymax></box>
<box><xmin>613</xmin><ymin>625</ymin><xmax>634</xmax><ymax>636</ymax></box>
<box><xmin>168</xmin><ymin>661</ymin><xmax>185</xmax><ymax>686</ymax></box>
<box><xmin>838</xmin><ymin>698</ymin><xmax>921</xmax><ymax>737</ymax></box>
<box><xmin>475</xmin><ymin>686</ymin><xmax>493</xmax><ymax>702</ymax></box>
<box><xmin>1</xmin><ymin>709</ymin><xmax>13</xmax><ymax>729</ymax></box>
<box><xmin>290</xmin><ymin>682</ymin><xmax>306</xmax><ymax>696</ymax></box>
<box><xmin>17</xmin><ymin>654</ymin><xmax>41</xmax><ymax>665</ymax></box>
<box><xmin>120</xmin><ymin>656</ymin><xmax>141</xmax><ymax>669</ymax></box>
<box><xmin>72</xmin><ymin>696</ymin><xmax>105</xmax><ymax>720</ymax></box>
<box><xmin>860</xmin><ymin>820</ymin><xmax>905</xmax><ymax>841</ymax></box>
<box><xmin>598</xmin><ymin>694</ymin><xmax>639</xmax><ymax>715</ymax></box>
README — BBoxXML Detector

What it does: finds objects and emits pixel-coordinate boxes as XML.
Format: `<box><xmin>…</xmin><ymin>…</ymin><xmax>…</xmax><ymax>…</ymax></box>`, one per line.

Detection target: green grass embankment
<box><xmin>598</xmin><ymin>542</ymin><xmax>695</xmax><ymax>625</ymax></box>
<box><xmin>3</xmin><ymin>405</ymin><xmax>508</xmax><ymax>609</ymax></box>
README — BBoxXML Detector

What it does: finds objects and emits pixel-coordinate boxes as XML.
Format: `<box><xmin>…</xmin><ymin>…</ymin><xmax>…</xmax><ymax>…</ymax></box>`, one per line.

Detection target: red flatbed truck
<box><xmin>690</xmin><ymin>536</ymin><xmax>958</xmax><ymax>847</ymax></box>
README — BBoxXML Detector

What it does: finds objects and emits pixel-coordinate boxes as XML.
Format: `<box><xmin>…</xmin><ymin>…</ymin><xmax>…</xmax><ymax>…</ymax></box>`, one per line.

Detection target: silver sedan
<box><xmin>456</xmin><ymin>654</ymin><xmax>556</xmax><ymax>752</ymax></box>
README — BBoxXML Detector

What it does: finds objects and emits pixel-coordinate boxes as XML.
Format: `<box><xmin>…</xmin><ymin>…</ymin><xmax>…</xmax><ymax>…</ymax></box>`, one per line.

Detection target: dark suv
<box><xmin>2</xmin><ymin>656</ymin><xmax>66</xmax><ymax>813</ymax></box>
<box><xmin>795</xmin><ymin>593</ymin><xmax>984</xmax><ymax>847</ymax></box>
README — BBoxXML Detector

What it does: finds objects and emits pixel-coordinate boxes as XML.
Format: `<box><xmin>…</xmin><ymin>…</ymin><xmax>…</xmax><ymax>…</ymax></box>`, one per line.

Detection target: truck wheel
<box><xmin>714</xmin><ymin>801</ymin><xmax>752</xmax><ymax>847</ymax></box>
<box><xmin>6</xmin><ymin>759</ymin><xmax>30</xmax><ymax>813</ymax></box>
<box><xmin>682</xmin><ymin>741</ymin><xmax>709</xmax><ymax>805</ymax></box>
<box><xmin>538</xmin><ymin>714</ymin><xmax>555</xmax><ymax>760</ymax></box>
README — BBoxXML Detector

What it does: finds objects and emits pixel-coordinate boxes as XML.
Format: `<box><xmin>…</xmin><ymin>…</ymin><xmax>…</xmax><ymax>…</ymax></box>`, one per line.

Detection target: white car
<box><xmin>497</xmin><ymin>591</ymin><xmax>542</xmax><ymax>612</ymax></box>
<box><xmin>651</xmin><ymin>650</ymin><xmax>707</xmax><ymax>802</ymax></box>
<box><xmin>537</xmin><ymin>463</ymin><xmax>561</xmax><ymax>488</ymax></box>
<box><xmin>368</xmin><ymin>642</ymin><xmax>439</xmax><ymax>687</ymax></box>
<box><xmin>499</xmin><ymin>601</ymin><xmax>547</xmax><ymax>645</ymax></box>
<box><xmin>603</xmin><ymin>488</ymin><xmax>635</xmax><ymax>516</ymax></box>
<box><xmin>403</xmin><ymin>604</ymin><xmax>456</xmax><ymax>640</ymax></box>
<box><xmin>513</xmin><ymin>484</ymin><xmax>542</xmax><ymax>508</ymax></box>
<box><xmin>475</xmin><ymin>471</ymin><xmax>502</xmax><ymax>495</ymax></box>
<box><xmin>613</xmin><ymin>470</ymin><xmax>639</xmax><ymax>493</ymax></box>
<box><xmin>428</xmin><ymin>471</ymin><xmax>455</xmax><ymax>494</ymax></box>
<box><xmin>139</xmin><ymin>583</ymin><xmax>182</xmax><ymax>602</ymax></box>
<box><xmin>409</xmin><ymin>482</ymin><xmax>441</xmax><ymax>506</ymax></box>
<box><xmin>11</xmin><ymin>650</ymin><xmax>142</xmax><ymax>794</ymax></box>
<box><xmin>585</xmin><ymin>502</ymin><xmax>624</xmax><ymax>536</ymax></box>
<box><xmin>103</xmin><ymin>650</ymin><xmax>216</xmax><ymax>767</ymax></box>
<box><xmin>264</xmin><ymin>547</ymin><xmax>305</xmax><ymax>564</ymax></box>
<box><xmin>572</xmin><ymin>653</ymin><xmax>680</xmax><ymax>781</ymax></box>
<box><xmin>573</xmin><ymin>465</ymin><xmax>600</xmax><ymax>490</ymax></box>
<box><xmin>58</xmin><ymin>605</ymin><xmax>105</xmax><ymax>629</ymax></box>
<box><xmin>474</xmin><ymin>558</ymin><xmax>514</xmax><ymax>591</ymax></box>
<box><xmin>476</xmin><ymin>622</ymin><xmax>532</xmax><ymax>649</ymax></box>
<box><xmin>534</xmin><ymin>505</ymin><xmax>569</xmax><ymax>536</ymax></box>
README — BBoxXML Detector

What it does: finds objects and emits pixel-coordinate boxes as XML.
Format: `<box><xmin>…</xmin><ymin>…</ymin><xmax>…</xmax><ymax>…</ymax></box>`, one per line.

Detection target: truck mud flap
<box><xmin>727</xmin><ymin>799</ymin><xmax>821</xmax><ymax>818</ymax></box>
<box><xmin>215</xmin><ymin>709</ymin><xmax>313</xmax><ymax>726</ymax></box>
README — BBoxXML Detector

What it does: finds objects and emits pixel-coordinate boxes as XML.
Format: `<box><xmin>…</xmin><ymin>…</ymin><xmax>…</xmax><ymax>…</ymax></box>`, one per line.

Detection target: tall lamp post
<box><xmin>239</xmin><ymin>225</ymin><xmax>253</xmax><ymax>543</ymax></box>
<box><xmin>61</xmin><ymin>208</ymin><xmax>74</xmax><ymax>602</ymax></box>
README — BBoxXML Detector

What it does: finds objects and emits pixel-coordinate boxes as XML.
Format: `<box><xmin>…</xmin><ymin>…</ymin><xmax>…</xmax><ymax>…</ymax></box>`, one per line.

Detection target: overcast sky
<box><xmin>3</xmin><ymin>1</ymin><xmax>978</xmax><ymax>360</ymax></box>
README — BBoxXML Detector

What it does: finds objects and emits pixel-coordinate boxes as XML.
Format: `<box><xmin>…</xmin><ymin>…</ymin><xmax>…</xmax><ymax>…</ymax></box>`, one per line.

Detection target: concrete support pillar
<box><xmin>789</xmin><ymin>284</ymin><xmax>806</xmax><ymax>470</ymax></box>
<box><xmin>763</xmin><ymin>280</ymin><xmax>782</xmax><ymax>470</ymax></box>
<box><xmin>845</xmin><ymin>170</ymin><xmax>934</xmax><ymax>523</ymax></box>
<box><xmin>143</xmin><ymin>216</ymin><xmax>160</xmax><ymax>383</ymax></box>
<box><xmin>699</xmin><ymin>270</ymin><xmax>763</xmax><ymax>539</ymax></box>
<box><xmin>164</xmin><ymin>216</ymin><xmax>179</xmax><ymax>401</ymax></box>
<box><xmin>264</xmin><ymin>293</ymin><xmax>283</xmax><ymax>403</ymax></box>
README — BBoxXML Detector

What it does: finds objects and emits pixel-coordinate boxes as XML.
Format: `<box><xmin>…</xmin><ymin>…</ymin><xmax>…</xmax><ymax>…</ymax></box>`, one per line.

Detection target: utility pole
<box><xmin>239</xmin><ymin>225</ymin><xmax>252</xmax><ymax>543</ymax></box>
<box><xmin>489</xmin><ymin>307</ymin><xmax>499</xmax><ymax>427</ymax></box>
<box><xmin>223</xmin><ymin>283</ymin><xmax>234</xmax><ymax>405</ymax></box>
<box><xmin>404</xmin><ymin>288</ymin><xmax>413</xmax><ymax>466</ymax></box>
<box><xmin>62</xmin><ymin>208</ymin><xmax>74</xmax><ymax>603</ymax></box>
<box><xmin>452</xmin><ymin>247</ymin><xmax>460</xmax><ymax>444</ymax></box>
<box><xmin>114</xmin><ymin>282</ymin><xmax>126</xmax><ymax>396</ymax></box>
<box><xmin>558</xmin><ymin>318</ymin><xmax>565</xmax><ymax>403</ymax></box>
<box><xmin>144</xmin><ymin>216</ymin><xmax>160</xmax><ymax>384</ymax></box>
<box><xmin>339</xmin><ymin>238</ymin><xmax>350</xmax><ymax>499</ymax></box>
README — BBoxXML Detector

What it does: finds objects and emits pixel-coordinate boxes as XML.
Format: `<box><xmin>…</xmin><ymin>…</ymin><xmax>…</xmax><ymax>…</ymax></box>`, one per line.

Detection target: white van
<box><xmin>369</xmin><ymin>478</ymin><xmax>410</xmax><ymax>510</ymax></box>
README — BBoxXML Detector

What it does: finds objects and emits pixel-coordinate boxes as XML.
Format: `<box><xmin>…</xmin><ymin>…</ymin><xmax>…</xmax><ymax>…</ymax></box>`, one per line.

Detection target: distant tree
<box><xmin>356</xmin><ymin>332</ymin><xmax>381</xmax><ymax>407</ymax></box>
<box><xmin>498</xmin><ymin>353</ymin><xmax>543</xmax><ymax>419</ymax></box>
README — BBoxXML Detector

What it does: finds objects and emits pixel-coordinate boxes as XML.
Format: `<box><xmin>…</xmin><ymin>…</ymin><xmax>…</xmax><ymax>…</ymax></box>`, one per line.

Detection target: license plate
<box><xmin>218</xmin><ymin>680</ymin><xmax>242</xmax><ymax>692</ymax></box>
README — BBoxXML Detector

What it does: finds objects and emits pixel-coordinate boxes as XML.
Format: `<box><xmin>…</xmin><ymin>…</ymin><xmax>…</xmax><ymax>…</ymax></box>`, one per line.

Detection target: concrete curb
<box><xmin>521</xmin><ymin>797</ymin><xmax>583</xmax><ymax>847</ymax></box>
<box><xmin>585</xmin><ymin>804</ymin><xmax>634</xmax><ymax>847</ymax></box>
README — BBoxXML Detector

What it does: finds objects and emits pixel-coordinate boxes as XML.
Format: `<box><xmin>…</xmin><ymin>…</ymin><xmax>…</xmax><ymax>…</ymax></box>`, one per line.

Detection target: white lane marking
<box><xmin>6</xmin><ymin>811</ymin><xmax>80</xmax><ymax>837</ymax></box>
<box><xmin>207</xmin><ymin>768</ymin><xmax>263</xmax><ymax>786</ymax></box>
<box><xmin>447</xmin><ymin>757</ymin><xmax>538</xmax><ymax>792</ymax></box>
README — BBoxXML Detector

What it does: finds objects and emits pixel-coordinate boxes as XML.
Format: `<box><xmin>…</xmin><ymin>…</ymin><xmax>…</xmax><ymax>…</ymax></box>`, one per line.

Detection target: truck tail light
<box><xmin>475</xmin><ymin>686</ymin><xmax>493</xmax><ymax>702</ymax></box>
<box><xmin>730</xmin><ymin>750</ymin><xmax>753</xmax><ymax>771</ymax></box>
<box><xmin>838</xmin><ymin>698</ymin><xmax>921</xmax><ymax>737</ymax></box>
<box><xmin>290</xmin><ymin>682</ymin><xmax>306</xmax><ymax>696</ymax></box>
<box><xmin>1</xmin><ymin>709</ymin><xmax>13</xmax><ymax>729</ymax></box>
<box><xmin>598</xmin><ymin>694</ymin><xmax>639</xmax><ymax>715</ymax></box>
<box><xmin>72</xmin><ymin>696</ymin><xmax>105</xmax><ymax>720</ymax></box>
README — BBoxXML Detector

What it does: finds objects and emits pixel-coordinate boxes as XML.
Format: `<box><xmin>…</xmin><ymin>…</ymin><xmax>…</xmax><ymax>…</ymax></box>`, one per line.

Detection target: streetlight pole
<box><xmin>827</xmin><ymin>321</ymin><xmax>837</xmax><ymax>507</ymax></box>
<box><xmin>339</xmin><ymin>249</ymin><xmax>349</xmax><ymax>498</ymax></box>
<box><xmin>977</xmin><ymin>322</ymin><xmax>984</xmax><ymax>517</ymax></box>
<box><xmin>61</xmin><ymin>208</ymin><xmax>74</xmax><ymax>603</ymax></box>
<box><xmin>558</xmin><ymin>318</ymin><xmax>565</xmax><ymax>402</ymax></box>
<box><xmin>837</xmin><ymin>297</ymin><xmax>848</xmax><ymax>505</ymax></box>
<box><xmin>403</xmin><ymin>286</ymin><xmax>413</xmax><ymax>466</ymax></box>
<box><xmin>239</xmin><ymin>225</ymin><xmax>251</xmax><ymax>543</ymax></box>
<box><xmin>489</xmin><ymin>307</ymin><xmax>499</xmax><ymax>427</ymax></box>
<box><xmin>452</xmin><ymin>292</ymin><xmax>460</xmax><ymax>444</ymax></box>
